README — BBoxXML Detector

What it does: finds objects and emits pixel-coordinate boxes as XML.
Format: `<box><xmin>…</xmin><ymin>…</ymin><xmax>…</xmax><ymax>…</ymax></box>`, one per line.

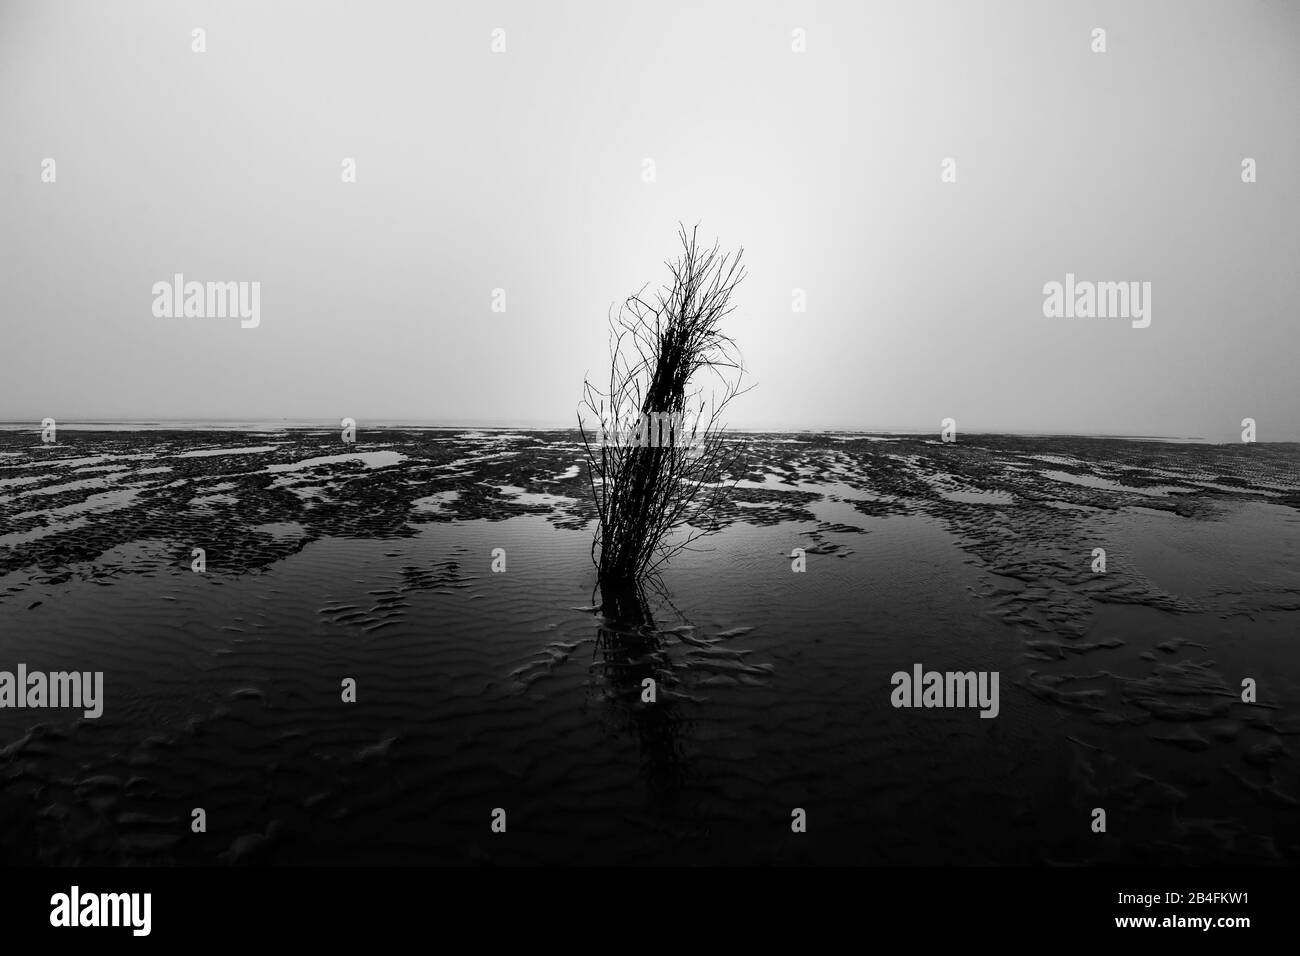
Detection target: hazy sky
<box><xmin>2</xmin><ymin>0</ymin><xmax>1297</xmax><ymax>439</ymax></box>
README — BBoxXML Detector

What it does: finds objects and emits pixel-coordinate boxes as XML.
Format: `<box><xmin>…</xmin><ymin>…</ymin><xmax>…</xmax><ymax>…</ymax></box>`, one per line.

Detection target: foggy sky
<box><xmin>2</xmin><ymin>0</ymin><xmax>1297</xmax><ymax>440</ymax></box>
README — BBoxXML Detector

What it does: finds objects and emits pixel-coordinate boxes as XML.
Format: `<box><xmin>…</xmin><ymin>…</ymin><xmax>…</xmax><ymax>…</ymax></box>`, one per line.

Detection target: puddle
<box><xmin>264</xmin><ymin>451</ymin><xmax>406</xmax><ymax>473</ymax></box>
<box><xmin>178</xmin><ymin>445</ymin><xmax>281</xmax><ymax>459</ymax></box>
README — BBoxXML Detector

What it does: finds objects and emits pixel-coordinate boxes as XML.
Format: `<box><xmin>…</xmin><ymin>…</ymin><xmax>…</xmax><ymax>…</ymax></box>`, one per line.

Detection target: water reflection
<box><xmin>593</xmin><ymin>579</ymin><xmax>687</xmax><ymax>808</ymax></box>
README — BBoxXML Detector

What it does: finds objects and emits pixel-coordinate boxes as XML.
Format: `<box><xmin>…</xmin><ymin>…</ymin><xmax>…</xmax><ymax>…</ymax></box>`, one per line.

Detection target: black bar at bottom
<box><xmin>4</xmin><ymin>866</ymin><xmax>1290</xmax><ymax>943</ymax></box>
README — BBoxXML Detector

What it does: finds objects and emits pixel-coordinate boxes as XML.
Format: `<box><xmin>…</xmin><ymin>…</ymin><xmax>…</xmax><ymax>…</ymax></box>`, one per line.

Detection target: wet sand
<box><xmin>0</xmin><ymin>428</ymin><xmax>1297</xmax><ymax>864</ymax></box>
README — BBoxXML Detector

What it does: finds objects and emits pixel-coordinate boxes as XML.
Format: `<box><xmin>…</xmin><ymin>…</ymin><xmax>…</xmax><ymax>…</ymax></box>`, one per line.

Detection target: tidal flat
<box><xmin>0</xmin><ymin>428</ymin><xmax>1297</xmax><ymax>865</ymax></box>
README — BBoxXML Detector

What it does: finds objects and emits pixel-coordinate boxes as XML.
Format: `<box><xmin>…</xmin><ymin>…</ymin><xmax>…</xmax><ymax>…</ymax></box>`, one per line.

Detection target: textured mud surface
<box><xmin>0</xmin><ymin>429</ymin><xmax>1296</xmax><ymax>864</ymax></box>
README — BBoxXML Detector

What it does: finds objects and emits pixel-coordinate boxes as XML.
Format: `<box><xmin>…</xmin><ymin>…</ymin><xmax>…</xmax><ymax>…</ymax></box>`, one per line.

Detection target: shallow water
<box><xmin>0</xmin><ymin>429</ymin><xmax>1297</xmax><ymax>864</ymax></box>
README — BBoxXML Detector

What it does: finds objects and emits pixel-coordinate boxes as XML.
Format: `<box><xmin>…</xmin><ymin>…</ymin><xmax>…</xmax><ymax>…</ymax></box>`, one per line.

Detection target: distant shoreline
<box><xmin>0</xmin><ymin>421</ymin><xmax>1257</xmax><ymax>444</ymax></box>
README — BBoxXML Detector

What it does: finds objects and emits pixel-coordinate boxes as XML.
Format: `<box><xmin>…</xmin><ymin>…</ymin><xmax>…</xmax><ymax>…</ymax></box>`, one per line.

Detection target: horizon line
<box><xmin>1</xmin><ymin>419</ymin><xmax>1284</xmax><ymax>444</ymax></box>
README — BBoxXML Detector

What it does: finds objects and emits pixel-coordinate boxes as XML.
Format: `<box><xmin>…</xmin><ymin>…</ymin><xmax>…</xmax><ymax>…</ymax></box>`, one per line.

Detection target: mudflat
<box><xmin>1</xmin><ymin>428</ymin><xmax>1296</xmax><ymax>864</ymax></box>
